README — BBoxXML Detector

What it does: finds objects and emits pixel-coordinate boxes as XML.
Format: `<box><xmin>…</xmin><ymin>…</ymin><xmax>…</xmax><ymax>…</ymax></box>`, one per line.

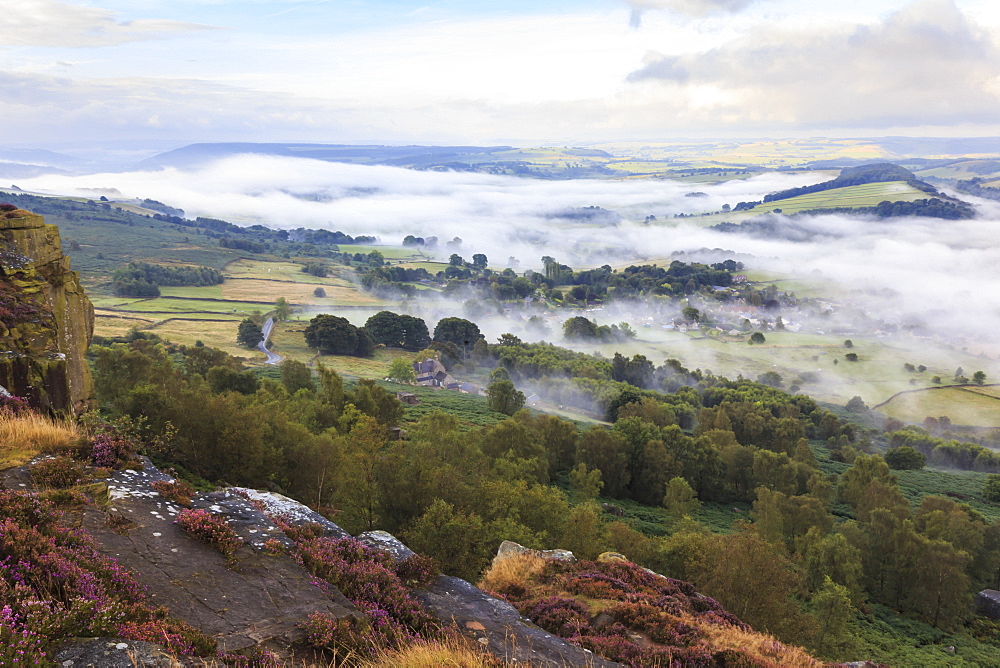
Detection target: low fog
<box><xmin>16</xmin><ymin>155</ymin><xmax>1000</xmax><ymax>389</ymax></box>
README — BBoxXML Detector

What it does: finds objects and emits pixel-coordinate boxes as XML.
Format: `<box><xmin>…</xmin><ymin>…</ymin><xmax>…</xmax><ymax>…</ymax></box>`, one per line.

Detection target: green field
<box><xmin>877</xmin><ymin>386</ymin><xmax>1000</xmax><ymax>428</ymax></box>
<box><xmin>687</xmin><ymin>181</ymin><xmax>934</xmax><ymax>226</ymax></box>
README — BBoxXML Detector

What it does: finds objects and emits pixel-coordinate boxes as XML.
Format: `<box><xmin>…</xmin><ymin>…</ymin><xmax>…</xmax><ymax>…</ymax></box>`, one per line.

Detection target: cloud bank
<box><xmin>628</xmin><ymin>0</ymin><xmax>1000</xmax><ymax>129</ymax></box>
<box><xmin>0</xmin><ymin>0</ymin><xmax>215</xmax><ymax>48</ymax></box>
<box><xmin>15</xmin><ymin>155</ymin><xmax>1000</xmax><ymax>350</ymax></box>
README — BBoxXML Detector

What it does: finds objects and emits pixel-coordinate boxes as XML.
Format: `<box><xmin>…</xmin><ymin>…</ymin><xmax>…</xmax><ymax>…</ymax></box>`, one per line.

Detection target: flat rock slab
<box><xmin>82</xmin><ymin>463</ymin><xmax>358</xmax><ymax>653</ymax></box>
<box><xmin>414</xmin><ymin>575</ymin><xmax>620</xmax><ymax>668</ymax></box>
<box><xmin>226</xmin><ymin>487</ymin><xmax>349</xmax><ymax>539</ymax></box>
<box><xmin>54</xmin><ymin>638</ymin><xmax>181</xmax><ymax>667</ymax></box>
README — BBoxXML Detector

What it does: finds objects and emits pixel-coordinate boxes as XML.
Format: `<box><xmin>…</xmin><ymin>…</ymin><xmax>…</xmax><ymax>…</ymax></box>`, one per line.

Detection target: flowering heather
<box><xmin>394</xmin><ymin>554</ymin><xmax>439</xmax><ymax>589</ymax></box>
<box><xmin>0</xmin><ymin>394</ymin><xmax>31</xmax><ymax>415</ymax></box>
<box><xmin>175</xmin><ymin>509</ymin><xmax>243</xmax><ymax>561</ymax></box>
<box><xmin>89</xmin><ymin>432</ymin><xmax>136</xmax><ymax>469</ymax></box>
<box><xmin>217</xmin><ymin>647</ymin><xmax>282</xmax><ymax>667</ymax></box>
<box><xmin>29</xmin><ymin>456</ymin><xmax>86</xmax><ymax>489</ymax></box>
<box><xmin>151</xmin><ymin>479</ymin><xmax>195</xmax><ymax>507</ymax></box>
<box><xmin>490</xmin><ymin>558</ymin><xmax>759</xmax><ymax>668</ymax></box>
<box><xmin>296</xmin><ymin>537</ymin><xmax>440</xmax><ymax>652</ymax></box>
<box><xmin>0</xmin><ymin>490</ymin><xmax>215</xmax><ymax>661</ymax></box>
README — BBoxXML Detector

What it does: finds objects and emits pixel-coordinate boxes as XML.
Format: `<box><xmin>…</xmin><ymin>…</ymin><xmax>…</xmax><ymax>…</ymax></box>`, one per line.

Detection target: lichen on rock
<box><xmin>0</xmin><ymin>209</ymin><xmax>95</xmax><ymax>413</ymax></box>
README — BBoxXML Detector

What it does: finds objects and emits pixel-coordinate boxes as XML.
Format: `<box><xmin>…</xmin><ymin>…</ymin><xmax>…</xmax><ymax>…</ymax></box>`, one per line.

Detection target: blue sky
<box><xmin>2</xmin><ymin>0</ymin><xmax>1000</xmax><ymax>148</ymax></box>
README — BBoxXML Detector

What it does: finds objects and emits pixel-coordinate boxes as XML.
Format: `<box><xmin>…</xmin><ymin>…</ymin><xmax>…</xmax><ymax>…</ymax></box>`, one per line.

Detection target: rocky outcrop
<box><xmin>78</xmin><ymin>463</ymin><xmax>359</xmax><ymax>655</ymax></box>
<box><xmin>0</xmin><ymin>209</ymin><xmax>94</xmax><ymax>413</ymax></box>
<box><xmin>54</xmin><ymin>639</ymin><xmax>180</xmax><ymax>667</ymax></box>
<box><xmin>414</xmin><ymin>575</ymin><xmax>619</xmax><ymax>667</ymax></box>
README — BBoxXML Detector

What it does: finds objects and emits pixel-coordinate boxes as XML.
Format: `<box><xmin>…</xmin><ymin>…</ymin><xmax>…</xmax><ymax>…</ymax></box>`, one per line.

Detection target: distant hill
<box><xmin>763</xmin><ymin>163</ymin><xmax>936</xmax><ymax>203</ymax></box>
<box><xmin>138</xmin><ymin>142</ymin><xmax>620</xmax><ymax>179</ymax></box>
<box><xmin>139</xmin><ymin>143</ymin><xmax>517</xmax><ymax>169</ymax></box>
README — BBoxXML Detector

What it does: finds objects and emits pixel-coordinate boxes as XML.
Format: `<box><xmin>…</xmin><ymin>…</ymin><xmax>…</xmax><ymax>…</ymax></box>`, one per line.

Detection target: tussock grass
<box><xmin>360</xmin><ymin>637</ymin><xmax>502</xmax><ymax>667</ymax></box>
<box><xmin>478</xmin><ymin>552</ymin><xmax>547</xmax><ymax>593</ymax></box>
<box><xmin>689</xmin><ymin>613</ymin><xmax>822</xmax><ymax>668</ymax></box>
<box><xmin>0</xmin><ymin>410</ymin><xmax>81</xmax><ymax>468</ymax></box>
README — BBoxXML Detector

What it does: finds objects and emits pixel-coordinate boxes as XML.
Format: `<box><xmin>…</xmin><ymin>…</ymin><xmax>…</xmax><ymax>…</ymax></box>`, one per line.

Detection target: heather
<box><xmin>296</xmin><ymin>536</ymin><xmax>441</xmax><ymax>656</ymax></box>
<box><xmin>176</xmin><ymin>508</ymin><xmax>244</xmax><ymax>563</ymax></box>
<box><xmin>485</xmin><ymin>555</ymin><xmax>818</xmax><ymax>667</ymax></box>
<box><xmin>0</xmin><ymin>489</ymin><xmax>216</xmax><ymax>663</ymax></box>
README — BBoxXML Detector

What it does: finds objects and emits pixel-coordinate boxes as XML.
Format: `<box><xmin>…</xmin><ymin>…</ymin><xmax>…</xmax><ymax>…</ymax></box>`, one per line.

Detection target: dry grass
<box><xmin>478</xmin><ymin>552</ymin><xmax>547</xmax><ymax>594</ymax></box>
<box><xmin>0</xmin><ymin>410</ymin><xmax>81</xmax><ymax>469</ymax></box>
<box><xmin>690</xmin><ymin>614</ymin><xmax>822</xmax><ymax>668</ymax></box>
<box><xmin>359</xmin><ymin>638</ymin><xmax>504</xmax><ymax>668</ymax></box>
<box><xmin>220</xmin><ymin>278</ymin><xmax>385</xmax><ymax>306</ymax></box>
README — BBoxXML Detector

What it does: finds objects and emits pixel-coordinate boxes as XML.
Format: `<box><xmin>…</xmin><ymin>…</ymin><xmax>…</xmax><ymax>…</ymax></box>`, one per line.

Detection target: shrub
<box><xmin>0</xmin><ymin>490</ymin><xmax>215</xmax><ymax>660</ymax></box>
<box><xmin>151</xmin><ymin>479</ymin><xmax>195</xmax><ymax>507</ymax></box>
<box><xmin>297</xmin><ymin>537</ymin><xmax>440</xmax><ymax>649</ymax></box>
<box><xmin>175</xmin><ymin>509</ymin><xmax>243</xmax><ymax>561</ymax></box>
<box><xmin>89</xmin><ymin>432</ymin><xmax>136</xmax><ymax>469</ymax></box>
<box><xmin>216</xmin><ymin>647</ymin><xmax>281</xmax><ymax>667</ymax></box>
<box><xmin>394</xmin><ymin>554</ymin><xmax>439</xmax><ymax>589</ymax></box>
<box><xmin>29</xmin><ymin>456</ymin><xmax>86</xmax><ymax>488</ymax></box>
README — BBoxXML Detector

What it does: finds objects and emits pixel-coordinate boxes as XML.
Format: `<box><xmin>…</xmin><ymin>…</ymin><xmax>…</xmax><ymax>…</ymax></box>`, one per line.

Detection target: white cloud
<box><xmin>626</xmin><ymin>0</ymin><xmax>763</xmax><ymax>17</ymax></box>
<box><xmin>627</xmin><ymin>0</ymin><xmax>1000</xmax><ymax>129</ymax></box>
<box><xmin>0</xmin><ymin>0</ymin><xmax>216</xmax><ymax>47</ymax></box>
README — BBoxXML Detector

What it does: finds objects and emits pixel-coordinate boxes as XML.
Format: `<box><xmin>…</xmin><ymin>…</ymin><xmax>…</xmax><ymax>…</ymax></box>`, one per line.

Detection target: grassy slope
<box><xmin>688</xmin><ymin>181</ymin><xmax>933</xmax><ymax>226</ymax></box>
<box><xmin>878</xmin><ymin>386</ymin><xmax>1000</xmax><ymax>428</ymax></box>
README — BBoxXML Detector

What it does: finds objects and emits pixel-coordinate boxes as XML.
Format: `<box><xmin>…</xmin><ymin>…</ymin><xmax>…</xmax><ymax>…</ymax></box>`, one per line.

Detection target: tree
<box><xmin>568</xmin><ymin>462</ymin><xmax>603</xmax><ymax>502</ymax></box>
<box><xmin>843</xmin><ymin>340</ymin><xmax>853</xmax><ymax>348</ymax></box>
<box><xmin>973</xmin><ymin>371</ymin><xmax>987</xmax><ymax>385</ymax></box>
<box><xmin>749</xmin><ymin>332</ymin><xmax>766</xmax><ymax>344</ymax></box>
<box><xmin>757</xmin><ymin>371</ymin><xmax>783</xmax><ymax>388</ymax></box>
<box><xmin>273</xmin><ymin>297</ymin><xmax>292</xmax><ymax>322</ymax></box>
<box><xmin>663</xmin><ymin>477</ymin><xmax>700</xmax><ymax>518</ymax></box>
<box><xmin>471</xmin><ymin>253</ymin><xmax>487</xmax><ymax>270</ymax></box>
<box><xmin>304</xmin><ymin>314</ymin><xmax>373</xmax><ymax>357</ymax></box>
<box><xmin>313</xmin><ymin>286</ymin><xmax>326</xmax><ymax>298</ymax></box>
<box><xmin>237</xmin><ymin>318</ymin><xmax>262</xmax><ymax>349</ymax></box>
<box><xmin>844</xmin><ymin>353</ymin><xmax>859</xmax><ymax>362</ymax></box>
<box><xmin>365</xmin><ymin>311</ymin><xmax>431</xmax><ymax>351</ymax></box>
<box><xmin>681</xmin><ymin>306</ymin><xmax>700</xmax><ymax>323</ymax></box>
<box><xmin>280</xmin><ymin>359</ymin><xmax>315</xmax><ymax>394</ymax></box>
<box><xmin>884</xmin><ymin>446</ymin><xmax>925</xmax><ymax>470</ymax></box>
<box><xmin>812</xmin><ymin>577</ymin><xmax>856</xmax><ymax>656</ymax></box>
<box><xmin>433</xmin><ymin>317</ymin><xmax>483</xmax><ymax>355</ymax></box>
<box><xmin>845</xmin><ymin>396</ymin><xmax>868</xmax><ymax>412</ymax></box>
<box><xmin>486</xmin><ymin>379</ymin><xmax>525</xmax><ymax>416</ymax></box>
<box><xmin>449</xmin><ymin>253</ymin><xmax>465</xmax><ymax>267</ymax></box>
<box><xmin>562</xmin><ymin>316</ymin><xmax>598</xmax><ymax>340</ymax></box>
<box><xmin>387</xmin><ymin>358</ymin><xmax>415</xmax><ymax>383</ymax></box>
<box><xmin>983</xmin><ymin>474</ymin><xmax>1000</xmax><ymax>502</ymax></box>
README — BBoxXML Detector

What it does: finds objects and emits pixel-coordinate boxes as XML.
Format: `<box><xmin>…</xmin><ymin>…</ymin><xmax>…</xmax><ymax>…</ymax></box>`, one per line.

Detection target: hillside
<box><xmin>5</xmin><ymin>211</ymin><xmax>1000</xmax><ymax>665</ymax></box>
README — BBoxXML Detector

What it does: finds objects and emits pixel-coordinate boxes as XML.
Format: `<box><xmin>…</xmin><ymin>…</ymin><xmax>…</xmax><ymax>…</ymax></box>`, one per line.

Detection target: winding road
<box><xmin>258</xmin><ymin>317</ymin><xmax>282</xmax><ymax>365</ymax></box>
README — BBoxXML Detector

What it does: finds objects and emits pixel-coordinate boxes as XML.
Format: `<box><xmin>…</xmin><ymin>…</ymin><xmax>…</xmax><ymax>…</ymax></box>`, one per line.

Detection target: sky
<box><xmin>2</xmin><ymin>0</ymin><xmax>1000</xmax><ymax>148</ymax></box>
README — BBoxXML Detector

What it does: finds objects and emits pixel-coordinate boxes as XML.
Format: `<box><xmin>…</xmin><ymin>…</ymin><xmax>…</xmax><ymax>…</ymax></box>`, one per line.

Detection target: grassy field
<box><xmin>92</xmin><ymin>257</ymin><xmax>391</xmax><ymax>348</ymax></box>
<box><xmin>877</xmin><ymin>386</ymin><xmax>1000</xmax><ymax>428</ymax></box>
<box><xmin>565</xmin><ymin>322</ymin><xmax>993</xmax><ymax>408</ymax></box>
<box><xmin>150</xmin><ymin>319</ymin><xmax>256</xmax><ymax>359</ymax></box>
<box><xmin>336</xmin><ymin>244</ymin><xmax>425</xmax><ymax>260</ymax></box>
<box><xmin>687</xmin><ymin>181</ymin><xmax>933</xmax><ymax>226</ymax></box>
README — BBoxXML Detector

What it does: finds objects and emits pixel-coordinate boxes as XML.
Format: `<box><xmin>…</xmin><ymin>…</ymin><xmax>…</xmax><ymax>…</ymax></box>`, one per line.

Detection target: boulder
<box><xmin>226</xmin><ymin>487</ymin><xmax>349</xmax><ymax>539</ymax></box>
<box><xmin>357</xmin><ymin>530</ymin><xmax>415</xmax><ymax>562</ymax></box>
<box><xmin>54</xmin><ymin>638</ymin><xmax>180</xmax><ymax>667</ymax></box>
<box><xmin>413</xmin><ymin>575</ymin><xmax>619</xmax><ymax>667</ymax></box>
<box><xmin>492</xmin><ymin>540</ymin><xmax>575</xmax><ymax>568</ymax></box>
